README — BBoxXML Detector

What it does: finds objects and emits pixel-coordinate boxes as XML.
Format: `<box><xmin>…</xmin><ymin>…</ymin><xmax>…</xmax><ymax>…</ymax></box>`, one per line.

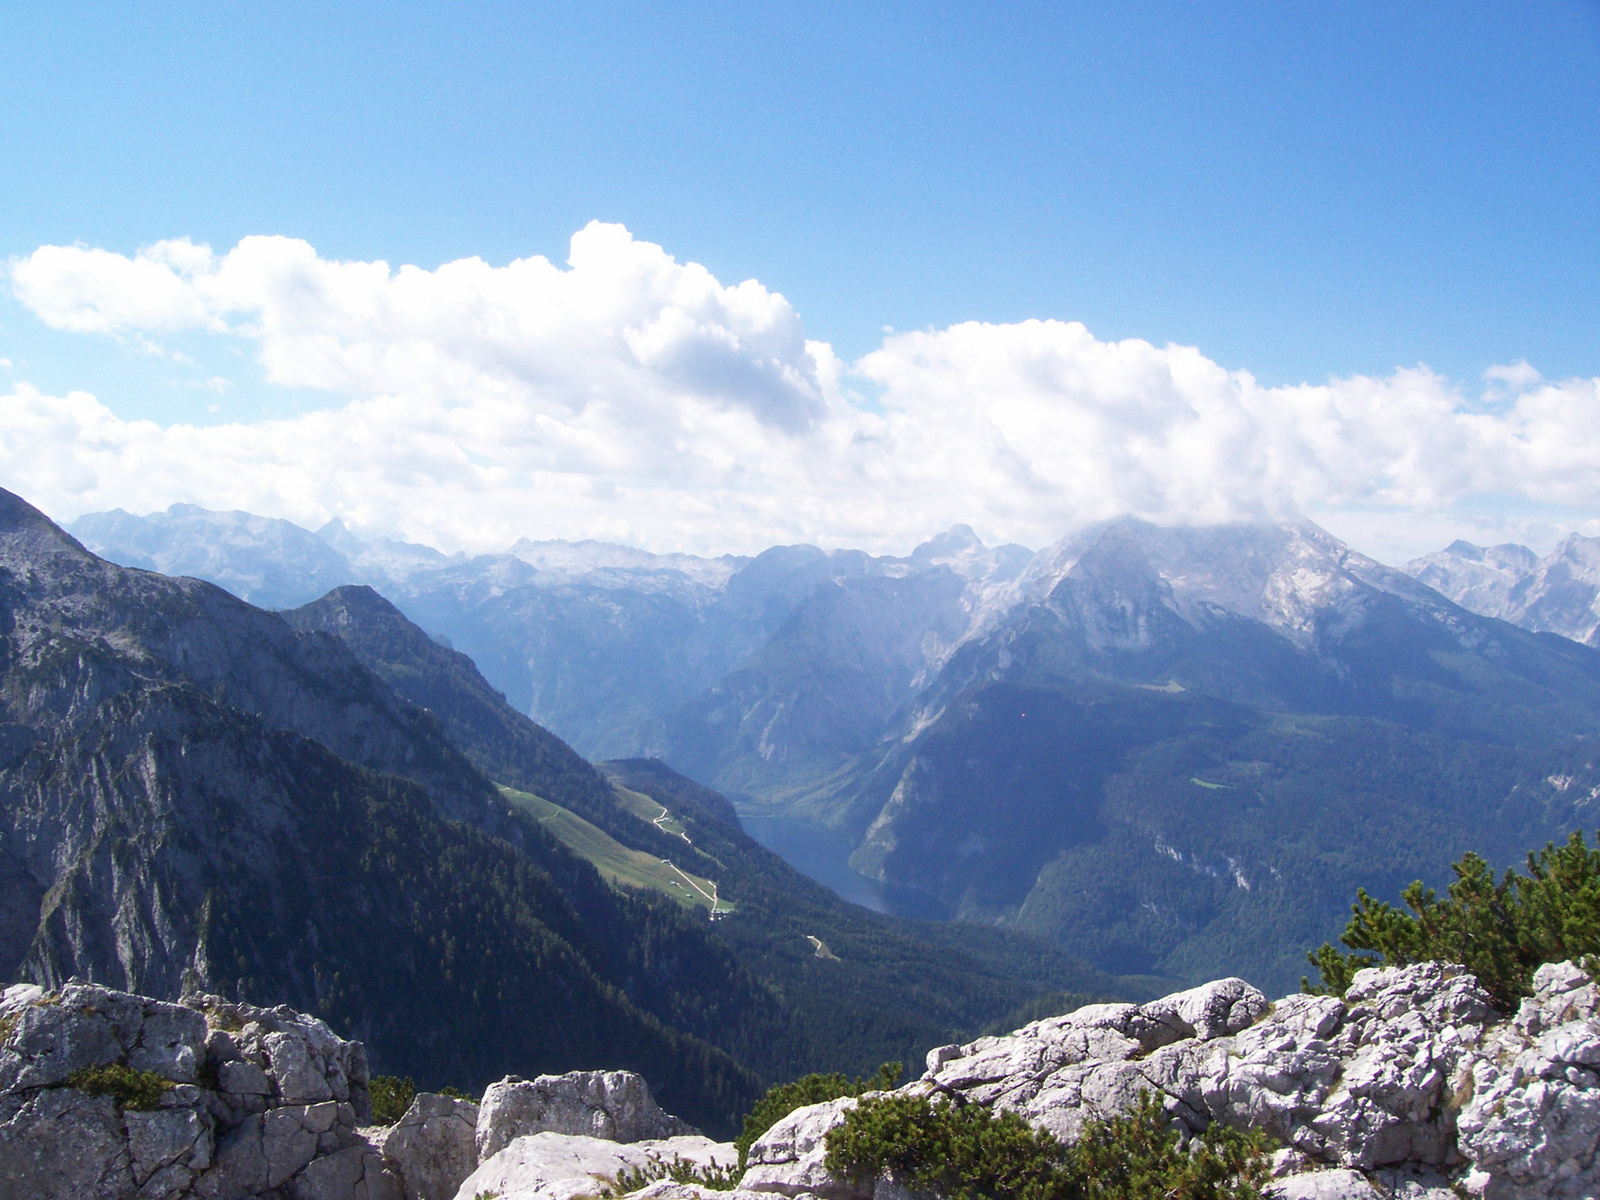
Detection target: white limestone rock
<box><xmin>186</xmin><ymin>992</ymin><xmax>371</xmax><ymax>1121</ymax></box>
<box><xmin>476</xmin><ymin>1070</ymin><xmax>698</xmax><ymax>1161</ymax></box>
<box><xmin>620</xmin><ymin>1182</ymin><xmax>782</xmax><ymax>1200</ymax></box>
<box><xmin>291</xmin><ymin>1135</ymin><xmax>404</xmax><ymax>1200</ymax></box>
<box><xmin>919</xmin><ymin>958</ymin><xmax>1497</xmax><ymax>1168</ymax></box>
<box><xmin>0</xmin><ymin>1088</ymin><xmax>136</xmax><ymax>1200</ymax></box>
<box><xmin>381</xmin><ymin>1092</ymin><xmax>480</xmax><ymax>1200</ymax></box>
<box><xmin>0</xmin><ymin>981</ymin><xmax>207</xmax><ymax>1092</ymax></box>
<box><xmin>452</xmin><ymin>1131</ymin><xmax>734</xmax><ymax>1200</ymax></box>
<box><xmin>1265</xmin><ymin>1168</ymin><xmax>1383</xmax><ymax>1199</ymax></box>
<box><xmin>0</xmin><ymin>980</ymin><xmax>391</xmax><ymax>1200</ymax></box>
<box><xmin>1138</xmin><ymin>977</ymin><xmax>1271</xmax><ymax>1042</ymax></box>
<box><xmin>740</xmin><ymin>1094</ymin><xmax>872</xmax><ymax>1199</ymax></box>
<box><xmin>1455</xmin><ymin>960</ymin><xmax>1600</xmax><ymax>1199</ymax></box>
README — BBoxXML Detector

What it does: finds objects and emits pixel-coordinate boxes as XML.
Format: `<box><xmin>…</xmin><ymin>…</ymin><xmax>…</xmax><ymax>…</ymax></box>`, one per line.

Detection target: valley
<box><xmin>0</xmin><ymin>495</ymin><xmax>1581</xmax><ymax>1054</ymax></box>
<box><xmin>0</xmin><ymin>488</ymin><xmax>1149</xmax><ymax>1134</ymax></box>
<box><xmin>65</xmin><ymin>501</ymin><xmax>1600</xmax><ymax>999</ymax></box>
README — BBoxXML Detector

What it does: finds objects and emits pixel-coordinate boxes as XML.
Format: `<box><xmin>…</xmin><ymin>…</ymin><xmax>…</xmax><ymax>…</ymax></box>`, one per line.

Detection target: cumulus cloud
<box><xmin>5</xmin><ymin>225</ymin><xmax>1600</xmax><ymax>560</ymax></box>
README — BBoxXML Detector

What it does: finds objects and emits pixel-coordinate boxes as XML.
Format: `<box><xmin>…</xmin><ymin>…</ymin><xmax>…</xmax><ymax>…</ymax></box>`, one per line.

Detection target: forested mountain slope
<box><xmin>0</xmin><ymin>488</ymin><xmax>809</xmax><ymax>1130</ymax></box>
<box><xmin>9</xmin><ymin>489</ymin><xmax>1122</xmax><ymax>1132</ymax></box>
<box><xmin>279</xmin><ymin>581</ymin><xmax>1152</xmax><ymax>1080</ymax></box>
<box><xmin>282</xmin><ymin>584</ymin><xmax>657</xmax><ymax>847</ymax></box>
<box><xmin>804</xmin><ymin>519</ymin><xmax>1600</xmax><ymax>993</ymax></box>
<box><xmin>64</xmin><ymin>501</ymin><xmax>1600</xmax><ymax>1000</ymax></box>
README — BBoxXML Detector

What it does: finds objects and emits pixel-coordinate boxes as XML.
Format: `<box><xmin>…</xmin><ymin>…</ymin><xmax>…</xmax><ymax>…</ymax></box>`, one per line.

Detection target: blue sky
<box><xmin>2</xmin><ymin>2</ymin><xmax>1599</xmax><ymax>559</ymax></box>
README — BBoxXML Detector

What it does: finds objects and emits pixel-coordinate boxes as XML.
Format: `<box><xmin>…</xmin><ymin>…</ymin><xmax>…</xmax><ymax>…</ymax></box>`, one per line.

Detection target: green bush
<box><xmin>65</xmin><ymin>1063</ymin><xmax>172</xmax><ymax>1111</ymax></box>
<box><xmin>607</xmin><ymin>1152</ymin><xmax>742</xmax><ymax>1194</ymax></box>
<box><xmin>1305</xmin><ymin>831</ymin><xmax>1600</xmax><ymax>1008</ymax></box>
<box><xmin>825</xmin><ymin>1091</ymin><xmax>1074</xmax><ymax>1200</ymax></box>
<box><xmin>1071</xmin><ymin>1093</ymin><xmax>1271</xmax><ymax>1200</ymax></box>
<box><xmin>370</xmin><ymin>1074</ymin><xmax>416</xmax><ymax>1124</ymax></box>
<box><xmin>824</xmin><ymin>1090</ymin><xmax>1269</xmax><ymax>1200</ymax></box>
<box><xmin>734</xmin><ymin>1061</ymin><xmax>901</xmax><ymax>1169</ymax></box>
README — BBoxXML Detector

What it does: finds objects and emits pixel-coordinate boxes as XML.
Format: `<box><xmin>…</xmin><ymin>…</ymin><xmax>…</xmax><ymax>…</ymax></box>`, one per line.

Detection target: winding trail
<box><xmin>649</xmin><ymin>804</ymin><xmax>729</xmax><ymax>917</ymax></box>
<box><xmin>654</xmin><ymin>804</ymin><xmax>692</xmax><ymax>844</ymax></box>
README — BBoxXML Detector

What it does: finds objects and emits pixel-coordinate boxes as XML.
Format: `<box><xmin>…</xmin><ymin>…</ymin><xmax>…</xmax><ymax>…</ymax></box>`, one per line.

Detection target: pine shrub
<box><xmin>608</xmin><ymin>1152</ymin><xmax>742</xmax><ymax>1194</ymax></box>
<box><xmin>65</xmin><ymin>1063</ymin><xmax>173</xmax><ymax>1111</ymax></box>
<box><xmin>1306</xmin><ymin>831</ymin><xmax>1600</xmax><ymax>1008</ymax></box>
<box><xmin>370</xmin><ymin>1074</ymin><xmax>417</xmax><ymax>1124</ymax></box>
<box><xmin>823</xmin><ymin>1090</ymin><xmax>1269</xmax><ymax>1200</ymax></box>
<box><xmin>734</xmin><ymin>1061</ymin><xmax>901</xmax><ymax>1168</ymax></box>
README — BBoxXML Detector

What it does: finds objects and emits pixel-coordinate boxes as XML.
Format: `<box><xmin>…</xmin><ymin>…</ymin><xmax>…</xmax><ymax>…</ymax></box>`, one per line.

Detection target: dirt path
<box><xmin>654</xmin><ymin>804</ymin><xmax>692</xmax><ymax>844</ymax></box>
<box><xmin>661</xmin><ymin>858</ymin><xmax>730</xmax><ymax>918</ymax></box>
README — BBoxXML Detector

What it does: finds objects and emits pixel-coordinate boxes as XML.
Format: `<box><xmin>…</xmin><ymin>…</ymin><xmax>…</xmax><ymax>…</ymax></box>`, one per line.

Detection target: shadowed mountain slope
<box><xmin>282</xmin><ymin>584</ymin><xmax>663</xmax><ymax>850</ymax></box>
<box><xmin>0</xmin><ymin>489</ymin><xmax>801</xmax><ymax>1131</ymax></box>
<box><xmin>274</xmin><ymin>582</ymin><xmax>1153</xmax><ymax>1080</ymax></box>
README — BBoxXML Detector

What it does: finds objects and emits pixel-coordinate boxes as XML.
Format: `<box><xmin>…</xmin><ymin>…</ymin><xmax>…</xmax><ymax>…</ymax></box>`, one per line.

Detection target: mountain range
<box><xmin>2</xmin><ymin>488</ymin><xmax>1146</xmax><ymax>1136</ymax></box>
<box><xmin>64</xmin><ymin>502</ymin><xmax>1600</xmax><ymax>995</ymax></box>
<box><xmin>1405</xmin><ymin>533</ymin><xmax>1600</xmax><ymax>647</ymax></box>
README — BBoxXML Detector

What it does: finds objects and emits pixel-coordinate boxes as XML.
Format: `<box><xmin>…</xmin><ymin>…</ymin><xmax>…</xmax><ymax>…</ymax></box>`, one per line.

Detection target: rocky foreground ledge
<box><xmin>3</xmin><ymin>960</ymin><xmax>1597</xmax><ymax>1200</ymax></box>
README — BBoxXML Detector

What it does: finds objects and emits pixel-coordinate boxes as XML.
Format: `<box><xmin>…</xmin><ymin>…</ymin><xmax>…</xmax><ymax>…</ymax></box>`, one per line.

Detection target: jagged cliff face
<box><xmin>1</xmin><ymin>492</ymin><xmax>501</xmax><ymax>828</ymax></box>
<box><xmin>0</xmin><ymin>487</ymin><xmax>520</xmax><ymax>992</ymax></box>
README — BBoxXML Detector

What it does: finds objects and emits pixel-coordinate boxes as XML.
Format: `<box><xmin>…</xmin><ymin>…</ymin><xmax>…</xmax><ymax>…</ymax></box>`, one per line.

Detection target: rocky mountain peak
<box><xmin>990</xmin><ymin>516</ymin><xmax>1441</xmax><ymax>653</ymax></box>
<box><xmin>1405</xmin><ymin>531</ymin><xmax>1600</xmax><ymax>647</ymax></box>
<box><xmin>315</xmin><ymin>515</ymin><xmax>368</xmax><ymax>558</ymax></box>
<box><xmin>0</xmin><ymin>487</ymin><xmax>98</xmax><ymax>568</ymax></box>
<box><xmin>909</xmin><ymin>524</ymin><xmax>984</xmax><ymax>566</ymax></box>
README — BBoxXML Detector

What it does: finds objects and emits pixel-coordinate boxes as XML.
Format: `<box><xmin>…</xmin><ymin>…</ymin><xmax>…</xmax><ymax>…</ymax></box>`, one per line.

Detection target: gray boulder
<box><xmin>187</xmin><ymin>992</ymin><xmax>371</xmax><ymax>1122</ymax></box>
<box><xmin>1265</xmin><ymin>1168</ymin><xmax>1383</xmax><ymax>1199</ymax></box>
<box><xmin>1456</xmin><ymin>961</ymin><xmax>1600</xmax><ymax>1199</ymax></box>
<box><xmin>380</xmin><ymin>1093</ymin><xmax>480</xmax><ymax>1200</ymax></box>
<box><xmin>0</xmin><ymin>1088</ymin><xmax>139</xmax><ymax>1200</ymax></box>
<box><xmin>291</xmin><ymin>1136</ymin><xmax>403</xmax><ymax>1200</ymax></box>
<box><xmin>0</xmin><ymin>983</ymin><xmax>215</xmax><ymax>1200</ymax></box>
<box><xmin>919</xmin><ymin>959</ymin><xmax>1491</xmax><ymax>1165</ymax></box>
<box><xmin>740</xmin><ymin>1094</ymin><xmax>872</xmax><ymax>1199</ymax></box>
<box><xmin>0</xmin><ymin>980</ymin><xmax>207</xmax><ymax>1093</ymax></box>
<box><xmin>0</xmin><ymin>980</ymin><xmax>396</xmax><ymax>1200</ymax></box>
<box><xmin>475</xmin><ymin>1070</ymin><xmax>697</xmax><ymax>1161</ymax></box>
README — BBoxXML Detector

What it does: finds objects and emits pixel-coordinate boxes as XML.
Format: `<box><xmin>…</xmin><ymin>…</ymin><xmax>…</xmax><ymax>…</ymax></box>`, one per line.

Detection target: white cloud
<box><xmin>5</xmin><ymin>225</ymin><xmax>1600</xmax><ymax>561</ymax></box>
<box><xmin>1484</xmin><ymin>359</ymin><xmax>1542</xmax><ymax>392</ymax></box>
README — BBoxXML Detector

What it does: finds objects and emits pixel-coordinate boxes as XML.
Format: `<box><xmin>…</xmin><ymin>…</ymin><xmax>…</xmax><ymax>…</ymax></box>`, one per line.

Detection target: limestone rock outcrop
<box><xmin>453</xmin><ymin>1131</ymin><xmax>734</xmax><ymax>1200</ymax></box>
<box><xmin>8</xmin><ymin>962</ymin><xmax>1599</xmax><ymax>1199</ymax></box>
<box><xmin>1456</xmin><ymin>961</ymin><xmax>1600</xmax><ymax>1199</ymax></box>
<box><xmin>377</xmin><ymin>1093</ymin><xmax>479</xmax><ymax>1200</ymax></box>
<box><xmin>0</xmin><ymin>981</ymin><xmax>387</xmax><ymax>1200</ymax></box>
<box><xmin>744</xmin><ymin>963</ymin><xmax>1600</xmax><ymax>1200</ymax></box>
<box><xmin>0</xmin><ymin>981</ymin><xmax>717</xmax><ymax>1200</ymax></box>
<box><xmin>741</xmin><ymin>1094</ymin><xmax>871</xmax><ymax>1199</ymax></box>
<box><xmin>475</xmin><ymin>1070</ymin><xmax>699</xmax><ymax>1161</ymax></box>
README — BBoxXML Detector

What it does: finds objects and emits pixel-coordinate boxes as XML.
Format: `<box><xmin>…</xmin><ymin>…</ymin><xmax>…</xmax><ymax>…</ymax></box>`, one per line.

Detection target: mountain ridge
<box><xmin>1405</xmin><ymin>532</ymin><xmax>1600</xmax><ymax>647</ymax></box>
<box><xmin>61</xmin><ymin>500</ymin><xmax>1600</xmax><ymax>997</ymax></box>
